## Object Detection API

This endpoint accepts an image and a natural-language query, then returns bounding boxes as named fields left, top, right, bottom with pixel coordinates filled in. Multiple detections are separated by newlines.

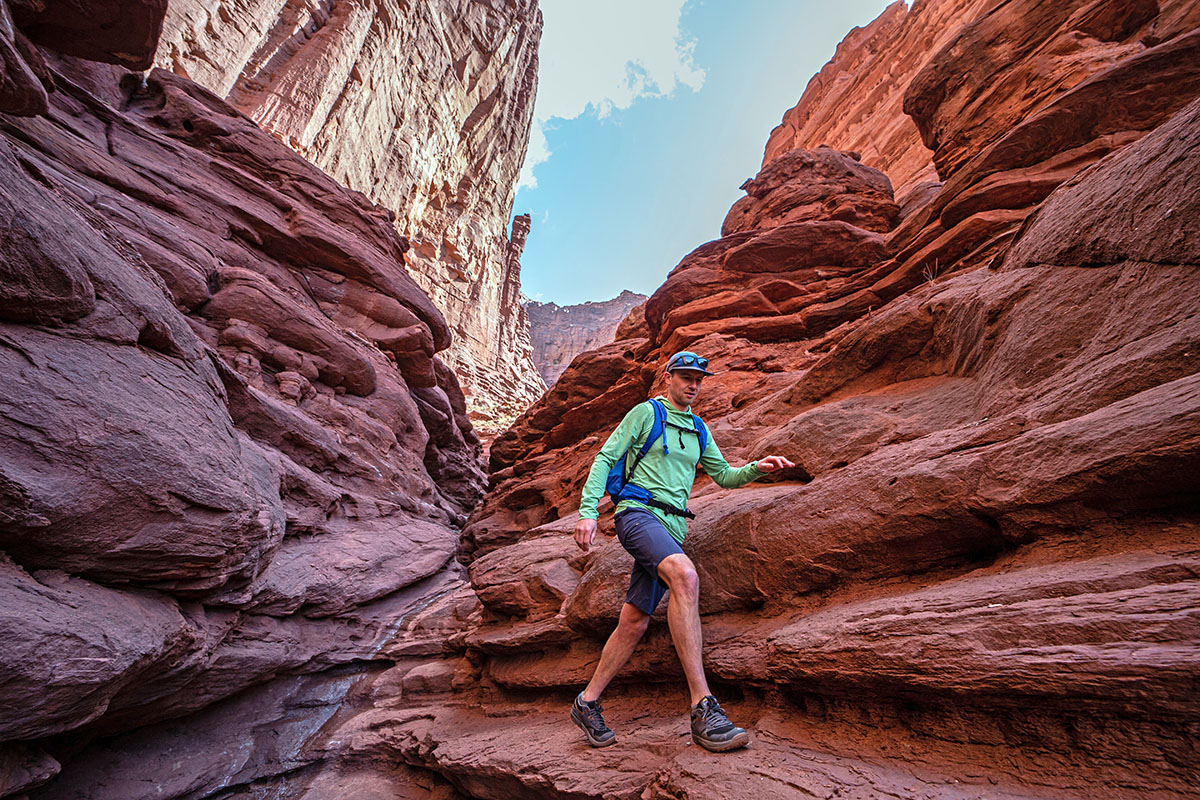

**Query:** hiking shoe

left=571, top=692, right=616, bottom=747
left=690, top=695, right=750, bottom=752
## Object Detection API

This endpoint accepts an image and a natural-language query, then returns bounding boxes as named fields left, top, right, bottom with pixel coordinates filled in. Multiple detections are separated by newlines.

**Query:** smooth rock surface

left=0, top=5, right=483, bottom=793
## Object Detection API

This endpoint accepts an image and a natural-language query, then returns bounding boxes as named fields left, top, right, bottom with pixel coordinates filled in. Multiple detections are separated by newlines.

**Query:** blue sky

left=514, top=0, right=895, bottom=306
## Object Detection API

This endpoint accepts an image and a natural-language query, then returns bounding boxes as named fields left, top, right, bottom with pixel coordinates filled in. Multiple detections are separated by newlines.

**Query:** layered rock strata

left=6, top=0, right=1200, bottom=798
left=154, top=0, right=547, bottom=429
left=441, top=2, right=1200, bottom=797
left=525, top=289, right=648, bottom=386
left=762, top=0, right=993, bottom=207
left=762, top=0, right=1200, bottom=210
left=0, top=1, right=483, bottom=794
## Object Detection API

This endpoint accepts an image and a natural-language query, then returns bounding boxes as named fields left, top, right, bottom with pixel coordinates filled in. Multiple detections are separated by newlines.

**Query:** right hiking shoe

left=571, top=692, right=616, bottom=747
left=690, top=695, right=750, bottom=752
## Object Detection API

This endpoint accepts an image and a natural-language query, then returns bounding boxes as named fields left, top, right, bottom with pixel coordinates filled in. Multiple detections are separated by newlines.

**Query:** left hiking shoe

left=690, top=695, right=750, bottom=752
left=571, top=692, right=617, bottom=747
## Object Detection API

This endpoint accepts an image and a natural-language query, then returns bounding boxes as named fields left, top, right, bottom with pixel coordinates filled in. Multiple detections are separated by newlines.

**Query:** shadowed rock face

left=0, top=0, right=484, bottom=793
left=524, top=289, right=649, bottom=387
left=153, top=0, right=547, bottom=430
left=4, top=1, right=1200, bottom=799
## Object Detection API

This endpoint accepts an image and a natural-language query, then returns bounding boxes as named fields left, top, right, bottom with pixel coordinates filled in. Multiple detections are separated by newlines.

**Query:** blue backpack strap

left=638, top=398, right=668, bottom=457
left=692, top=413, right=708, bottom=456
left=627, top=399, right=667, bottom=479
left=608, top=400, right=673, bottom=503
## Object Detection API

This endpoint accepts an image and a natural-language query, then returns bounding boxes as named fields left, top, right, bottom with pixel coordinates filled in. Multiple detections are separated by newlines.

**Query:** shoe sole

left=692, top=729, right=750, bottom=752
left=571, top=706, right=617, bottom=747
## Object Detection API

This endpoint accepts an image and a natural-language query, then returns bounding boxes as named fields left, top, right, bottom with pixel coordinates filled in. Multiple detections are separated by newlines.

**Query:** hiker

left=569, top=350, right=795, bottom=751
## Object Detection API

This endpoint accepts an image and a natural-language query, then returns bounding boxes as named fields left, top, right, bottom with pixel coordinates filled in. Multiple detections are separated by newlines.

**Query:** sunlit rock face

left=761, top=0, right=1200, bottom=213
left=525, top=289, right=649, bottom=387
left=761, top=0, right=994, bottom=208
left=154, top=0, right=547, bottom=427
left=6, top=0, right=1200, bottom=798
left=446, top=3, right=1200, bottom=797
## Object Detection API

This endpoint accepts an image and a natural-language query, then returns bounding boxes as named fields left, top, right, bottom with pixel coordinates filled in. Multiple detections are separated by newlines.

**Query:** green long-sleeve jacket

left=578, top=395, right=765, bottom=543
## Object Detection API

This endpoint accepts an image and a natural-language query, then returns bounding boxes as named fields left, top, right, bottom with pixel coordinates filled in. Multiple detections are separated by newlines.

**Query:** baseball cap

left=665, top=351, right=716, bottom=376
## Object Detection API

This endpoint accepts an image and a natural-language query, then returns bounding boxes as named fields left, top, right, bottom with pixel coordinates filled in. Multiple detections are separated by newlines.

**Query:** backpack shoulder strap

left=625, top=400, right=666, bottom=485
left=638, top=398, right=668, bottom=456
left=692, top=413, right=709, bottom=455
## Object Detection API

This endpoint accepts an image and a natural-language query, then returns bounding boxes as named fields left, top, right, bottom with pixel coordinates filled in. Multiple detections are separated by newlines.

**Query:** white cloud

left=518, top=0, right=705, bottom=190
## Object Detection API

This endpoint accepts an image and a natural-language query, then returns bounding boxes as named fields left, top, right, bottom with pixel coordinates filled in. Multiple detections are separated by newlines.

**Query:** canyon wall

left=0, top=0, right=483, bottom=794
left=758, top=0, right=1200, bottom=212
left=525, top=289, right=648, bottom=386
left=759, top=0, right=992, bottom=208
left=445, top=0, right=1200, bottom=796
left=4, top=0, right=1200, bottom=798
left=154, top=0, right=547, bottom=430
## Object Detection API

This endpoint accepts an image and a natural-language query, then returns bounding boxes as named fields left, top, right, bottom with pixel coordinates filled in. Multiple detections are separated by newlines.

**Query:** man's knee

left=658, top=554, right=699, bottom=600
left=618, top=603, right=651, bottom=637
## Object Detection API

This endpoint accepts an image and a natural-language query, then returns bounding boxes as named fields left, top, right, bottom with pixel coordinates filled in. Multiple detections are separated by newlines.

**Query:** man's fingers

left=574, top=521, right=597, bottom=552
left=759, top=455, right=796, bottom=471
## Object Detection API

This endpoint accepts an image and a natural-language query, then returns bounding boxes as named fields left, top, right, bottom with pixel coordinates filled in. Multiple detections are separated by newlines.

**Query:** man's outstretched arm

left=698, top=437, right=794, bottom=488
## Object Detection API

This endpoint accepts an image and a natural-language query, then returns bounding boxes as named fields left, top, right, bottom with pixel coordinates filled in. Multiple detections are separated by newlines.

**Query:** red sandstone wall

left=3, top=0, right=1200, bottom=797
left=154, top=0, right=548, bottom=430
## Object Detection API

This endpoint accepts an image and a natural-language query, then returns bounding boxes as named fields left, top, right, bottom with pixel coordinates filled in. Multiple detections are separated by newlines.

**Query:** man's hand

left=574, top=517, right=599, bottom=552
left=756, top=455, right=795, bottom=473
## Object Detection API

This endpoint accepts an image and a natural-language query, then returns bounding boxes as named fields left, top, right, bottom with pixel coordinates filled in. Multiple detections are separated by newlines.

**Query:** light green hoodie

left=578, top=395, right=764, bottom=543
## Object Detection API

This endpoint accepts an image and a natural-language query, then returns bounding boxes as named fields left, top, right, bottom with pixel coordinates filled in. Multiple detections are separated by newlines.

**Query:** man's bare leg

left=581, top=602, right=651, bottom=702
left=657, top=553, right=711, bottom=705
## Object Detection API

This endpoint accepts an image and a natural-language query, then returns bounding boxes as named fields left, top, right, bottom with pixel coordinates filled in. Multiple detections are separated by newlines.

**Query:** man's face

left=666, top=369, right=705, bottom=406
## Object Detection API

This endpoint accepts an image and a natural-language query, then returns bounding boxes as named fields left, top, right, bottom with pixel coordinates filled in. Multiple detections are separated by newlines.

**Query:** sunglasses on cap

left=666, top=353, right=711, bottom=372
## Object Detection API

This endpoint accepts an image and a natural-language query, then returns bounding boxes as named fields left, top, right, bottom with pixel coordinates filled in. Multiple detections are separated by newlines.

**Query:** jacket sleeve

left=697, top=432, right=765, bottom=489
left=578, top=403, right=653, bottom=519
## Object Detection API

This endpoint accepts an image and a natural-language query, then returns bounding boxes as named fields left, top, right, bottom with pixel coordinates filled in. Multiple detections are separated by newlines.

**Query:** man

left=570, top=350, right=795, bottom=751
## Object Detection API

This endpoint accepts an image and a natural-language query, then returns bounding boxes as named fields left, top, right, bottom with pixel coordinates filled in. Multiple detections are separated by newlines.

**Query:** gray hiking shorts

left=614, top=508, right=684, bottom=615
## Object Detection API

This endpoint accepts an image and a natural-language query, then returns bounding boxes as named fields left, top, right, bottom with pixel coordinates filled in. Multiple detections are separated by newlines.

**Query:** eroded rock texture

left=525, top=289, right=648, bottom=387
left=0, top=0, right=482, bottom=794
left=436, top=3, right=1200, bottom=797
left=154, top=0, right=546, bottom=430
left=762, top=0, right=1200, bottom=211
left=763, top=0, right=992, bottom=208
left=6, top=0, right=1200, bottom=799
